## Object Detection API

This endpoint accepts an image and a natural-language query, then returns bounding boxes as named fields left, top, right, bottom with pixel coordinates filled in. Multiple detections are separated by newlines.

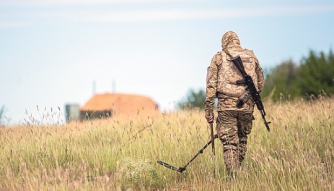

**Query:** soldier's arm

left=255, top=58, right=265, bottom=93
left=245, top=49, right=265, bottom=92
left=204, top=54, right=219, bottom=111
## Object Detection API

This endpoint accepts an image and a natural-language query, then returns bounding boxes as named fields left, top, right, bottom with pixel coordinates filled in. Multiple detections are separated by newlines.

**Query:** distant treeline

left=178, top=49, right=334, bottom=109
left=261, top=49, right=334, bottom=101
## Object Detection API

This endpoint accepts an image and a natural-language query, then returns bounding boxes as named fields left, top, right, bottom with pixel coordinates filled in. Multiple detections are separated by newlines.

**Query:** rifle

left=226, top=51, right=271, bottom=132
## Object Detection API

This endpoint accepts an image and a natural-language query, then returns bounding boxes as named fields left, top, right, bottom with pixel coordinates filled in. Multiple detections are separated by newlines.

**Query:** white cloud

left=0, top=21, right=31, bottom=28
left=60, top=5, right=334, bottom=23
left=0, top=0, right=200, bottom=6
left=1, top=4, right=334, bottom=27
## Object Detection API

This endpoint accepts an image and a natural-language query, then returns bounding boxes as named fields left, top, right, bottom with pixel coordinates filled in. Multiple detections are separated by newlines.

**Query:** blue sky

left=1, top=0, right=334, bottom=125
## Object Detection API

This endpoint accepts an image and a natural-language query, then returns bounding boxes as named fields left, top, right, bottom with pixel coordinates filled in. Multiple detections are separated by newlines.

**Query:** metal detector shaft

left=210, top=123, right=215, bottom=156
left=183, top=134, right=218, bottom=169
left=210, top=122, right=216, bottom=177
left=157, top=134, right=219, bottom=173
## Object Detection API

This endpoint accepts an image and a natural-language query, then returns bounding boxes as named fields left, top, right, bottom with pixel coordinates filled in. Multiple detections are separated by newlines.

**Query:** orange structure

left=80, top=93, right=159, bottom=120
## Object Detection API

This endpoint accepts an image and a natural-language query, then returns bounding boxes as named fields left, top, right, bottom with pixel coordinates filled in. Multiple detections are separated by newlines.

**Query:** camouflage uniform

left=204, top=31, right=265, bottom=175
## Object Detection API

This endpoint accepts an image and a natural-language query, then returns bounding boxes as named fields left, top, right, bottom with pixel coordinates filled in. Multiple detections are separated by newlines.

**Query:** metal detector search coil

left=156, top=161, right=186, bottom=173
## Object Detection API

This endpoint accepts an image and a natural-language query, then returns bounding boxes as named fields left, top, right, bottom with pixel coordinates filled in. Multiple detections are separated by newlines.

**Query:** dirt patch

left=80, top=93, right=160, bottom=117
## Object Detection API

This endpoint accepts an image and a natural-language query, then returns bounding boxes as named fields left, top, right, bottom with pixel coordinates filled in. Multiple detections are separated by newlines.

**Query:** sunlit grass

left=0, top=98, right=333, bottom=190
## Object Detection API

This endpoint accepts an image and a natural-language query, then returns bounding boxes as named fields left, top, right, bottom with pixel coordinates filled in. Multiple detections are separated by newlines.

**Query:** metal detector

left=157, top=134, right=218, bottom=173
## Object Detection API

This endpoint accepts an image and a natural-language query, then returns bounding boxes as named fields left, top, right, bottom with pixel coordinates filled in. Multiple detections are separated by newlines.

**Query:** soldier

left=204, top=31, right=265, bottom=178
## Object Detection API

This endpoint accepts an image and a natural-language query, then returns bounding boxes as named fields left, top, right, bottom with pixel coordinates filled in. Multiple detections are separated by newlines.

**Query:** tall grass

left=0, top=98, right=333, bottom=190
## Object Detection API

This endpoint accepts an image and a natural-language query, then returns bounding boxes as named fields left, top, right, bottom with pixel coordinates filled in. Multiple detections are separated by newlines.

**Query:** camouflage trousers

left=216, top=110, right=253, bottom=174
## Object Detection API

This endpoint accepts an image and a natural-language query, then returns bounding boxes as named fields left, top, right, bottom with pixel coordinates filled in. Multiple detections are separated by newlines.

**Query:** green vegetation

left=177, top=89, right=206, bottom=109
left=0, top=98, right=333, bottom=190
left=0, top=105, right=6, bottom=126
left=262, top=49, right=334, bottom=101
left=261, top=59, right=300, bottom=100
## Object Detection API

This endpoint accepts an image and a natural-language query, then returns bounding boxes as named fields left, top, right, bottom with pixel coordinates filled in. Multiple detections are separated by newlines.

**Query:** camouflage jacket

left=204, top=46, right=265, bottom=112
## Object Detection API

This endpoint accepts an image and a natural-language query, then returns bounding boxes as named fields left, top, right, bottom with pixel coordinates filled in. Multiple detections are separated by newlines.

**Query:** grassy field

left=0, top=98, right=333, bottom=191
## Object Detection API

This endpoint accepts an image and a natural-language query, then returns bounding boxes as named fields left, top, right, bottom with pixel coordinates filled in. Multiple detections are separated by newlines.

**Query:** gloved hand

left=205, top=110, right=214, bottom=123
